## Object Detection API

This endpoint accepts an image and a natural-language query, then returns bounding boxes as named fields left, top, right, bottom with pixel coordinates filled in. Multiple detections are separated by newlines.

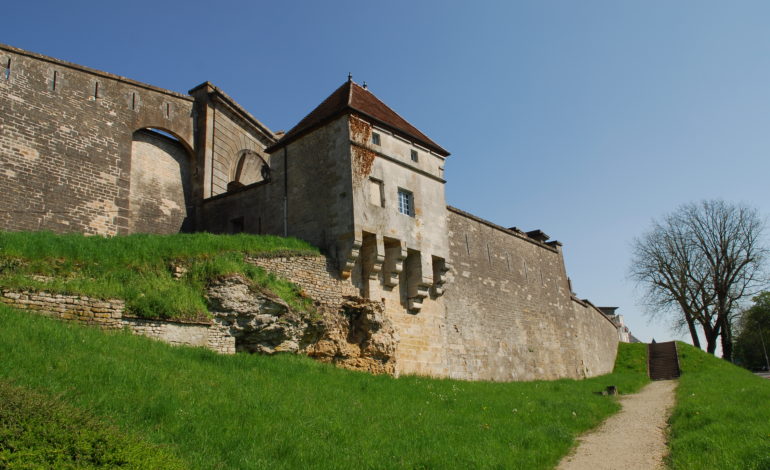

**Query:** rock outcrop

left=308, top=297, right=398, bottom=375
left=206, top=275, right=321, bottom=354
left=205, top=276, right=398, bottom=374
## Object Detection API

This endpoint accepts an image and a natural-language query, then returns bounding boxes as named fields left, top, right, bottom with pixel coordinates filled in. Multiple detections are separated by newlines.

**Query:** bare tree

left=630, top=200, right=767, bottom=360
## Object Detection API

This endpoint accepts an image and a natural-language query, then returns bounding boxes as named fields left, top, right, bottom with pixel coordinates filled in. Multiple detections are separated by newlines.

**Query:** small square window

left=372, top=132, right=381, bottom=145
left=397, top=188, right=414, bottom=217
left=410, top=149, right=418, bottom=162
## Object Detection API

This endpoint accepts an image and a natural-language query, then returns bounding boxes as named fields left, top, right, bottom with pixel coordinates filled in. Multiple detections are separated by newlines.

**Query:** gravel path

left=556, top=380, right=677, bottom=470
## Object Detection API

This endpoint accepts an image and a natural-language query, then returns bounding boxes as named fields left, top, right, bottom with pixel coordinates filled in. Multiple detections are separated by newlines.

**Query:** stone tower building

left=0, top=43, right=624, bottom=381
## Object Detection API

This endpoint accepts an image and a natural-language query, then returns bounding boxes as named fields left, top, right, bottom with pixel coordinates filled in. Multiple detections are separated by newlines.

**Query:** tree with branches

left=734, top=292, right=770, bottom=371
left=630, top=200, right=767, bottom=361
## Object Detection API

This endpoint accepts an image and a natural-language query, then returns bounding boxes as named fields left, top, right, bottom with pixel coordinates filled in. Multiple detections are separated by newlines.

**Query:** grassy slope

left=0, top=380, right=185, bottom=469
left=0, top=231, right=318, bottom=320
left=668, top=343, right=770, bottom=470
left=0, top=305, right=649, bottom=469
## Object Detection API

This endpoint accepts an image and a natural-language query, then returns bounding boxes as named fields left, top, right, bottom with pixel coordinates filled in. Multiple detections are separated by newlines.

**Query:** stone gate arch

left=227, top=149, right=270, bottom=191
left=128, top=127, right=195, bottom=233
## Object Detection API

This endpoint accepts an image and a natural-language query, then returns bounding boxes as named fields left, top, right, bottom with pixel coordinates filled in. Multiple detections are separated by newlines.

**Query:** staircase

left=648, top=341, right=681, bottom=380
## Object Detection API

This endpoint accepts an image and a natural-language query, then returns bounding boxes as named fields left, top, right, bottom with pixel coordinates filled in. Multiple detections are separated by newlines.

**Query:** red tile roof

left=266, top=80, right=449, bottom=156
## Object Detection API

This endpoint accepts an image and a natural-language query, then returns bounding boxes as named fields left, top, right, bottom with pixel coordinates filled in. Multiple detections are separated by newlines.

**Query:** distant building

left=598, top=307, right=632, bottom=343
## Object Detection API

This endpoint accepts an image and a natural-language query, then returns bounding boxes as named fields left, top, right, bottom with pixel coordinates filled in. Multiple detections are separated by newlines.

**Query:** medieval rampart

left=443, top=207, right=618, bottom=380
left=0, top=44, right=196, bottom=235
left=0, top=44, right=620, bottom=382
left=252, top=248, right=618, bottom=381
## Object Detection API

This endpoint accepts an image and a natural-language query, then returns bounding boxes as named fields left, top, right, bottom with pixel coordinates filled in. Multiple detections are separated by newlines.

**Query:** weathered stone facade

left=0, top=46, right=196, bottom=235
left=0, top=43, right=623, bottom=381
left=442, top=208, right=618, bottom=380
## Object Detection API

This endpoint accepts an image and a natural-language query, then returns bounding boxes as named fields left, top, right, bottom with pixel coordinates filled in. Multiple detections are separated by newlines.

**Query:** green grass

left=667, top=342, right=770, bottom=470
left=0, top=305, right=649, bottom=469
left=0, top=231, right=318, bottom=320
left=0, top=380, right=185, bottom=469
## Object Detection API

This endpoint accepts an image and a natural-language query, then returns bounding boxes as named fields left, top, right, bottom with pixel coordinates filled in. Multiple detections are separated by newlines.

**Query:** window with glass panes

left=397, top=189, right=414, bottom=216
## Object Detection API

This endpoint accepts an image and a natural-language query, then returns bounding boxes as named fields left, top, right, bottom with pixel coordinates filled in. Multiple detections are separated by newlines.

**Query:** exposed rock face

left=205, top=275, right=398, bottom=374
left=206, top=275, right=321, bottom=354
left=308, top=297, right=398, bottom=375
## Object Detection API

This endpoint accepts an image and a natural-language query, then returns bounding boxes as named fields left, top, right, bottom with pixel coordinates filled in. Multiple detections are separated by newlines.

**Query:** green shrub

left=0, top=380, right=186, bottom=469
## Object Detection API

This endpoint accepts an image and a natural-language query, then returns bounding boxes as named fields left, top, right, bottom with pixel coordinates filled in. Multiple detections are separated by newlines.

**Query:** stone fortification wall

left=188, top=82, right=276, bottom=201
left=570, top=298, right=621, bottom=375
left=208, top=97, right=272, bottom=197
left=281, top=116, right=354, bottom=253
left=200, top=182, right=284, bottom=235
left=442, top=207, right=618, bottom=381
left=248, top=248, right=618, bottom=381
left=0, top=44, right=196, bottom=236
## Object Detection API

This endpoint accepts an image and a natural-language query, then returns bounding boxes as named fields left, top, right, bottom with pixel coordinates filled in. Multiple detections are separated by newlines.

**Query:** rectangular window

left=369, top=178, right=384, bottom=207
left=411, top=149, right=418, bottom=162
left=372, top=132, right=381, bottom=145
left=397, top=188, right=414, bottom=217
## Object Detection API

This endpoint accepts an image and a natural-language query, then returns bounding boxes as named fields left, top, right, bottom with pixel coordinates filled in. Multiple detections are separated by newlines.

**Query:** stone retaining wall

left=246, top=255, right=359, bottom=307
left=0, top=289, right=233, bottom=353
left=0, top=290, right=124, bottom=328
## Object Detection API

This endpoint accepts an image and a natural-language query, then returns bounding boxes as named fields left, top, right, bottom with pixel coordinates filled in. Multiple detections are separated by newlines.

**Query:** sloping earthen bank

left=0, top=255, right=399, bottom=375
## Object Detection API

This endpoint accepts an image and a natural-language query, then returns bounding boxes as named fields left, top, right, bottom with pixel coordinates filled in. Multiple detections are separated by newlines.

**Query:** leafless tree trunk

left=630, top=200, right=767, bottom=360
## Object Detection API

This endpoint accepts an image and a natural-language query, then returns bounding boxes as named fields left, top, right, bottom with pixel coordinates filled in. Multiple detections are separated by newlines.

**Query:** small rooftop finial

left=348, top=72, right=352, bottom=82
left=362, top=81, right=367, bottom=89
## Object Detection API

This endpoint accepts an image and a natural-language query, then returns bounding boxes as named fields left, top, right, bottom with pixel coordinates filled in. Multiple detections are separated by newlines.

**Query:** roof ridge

left=347, top=83, right=449, bottom=156
left=351, top=82, right=434, bottom=147
left=266, top=79, right=449, bottom=156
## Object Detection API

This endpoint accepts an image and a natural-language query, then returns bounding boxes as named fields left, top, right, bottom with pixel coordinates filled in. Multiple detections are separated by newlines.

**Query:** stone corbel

left=432, top=259, right=451, bottom=296
left=383, top=240, right=407, bottom=287
left=368, top=234, right=385, bottom=280
left=407, top=251, right=433, bottom=312
left=338, top=230, right=363, bottom=279
left=408, top=281, right=431, bottom=311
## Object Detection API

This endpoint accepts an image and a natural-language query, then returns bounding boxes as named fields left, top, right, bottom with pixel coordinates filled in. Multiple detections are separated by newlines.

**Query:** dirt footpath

left=557, top=380, right=677, bottom=470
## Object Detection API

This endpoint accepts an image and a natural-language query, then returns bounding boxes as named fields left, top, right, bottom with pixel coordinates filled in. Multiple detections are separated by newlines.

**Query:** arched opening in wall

left=129, top=128, right=194, bottom=234
left=227, top=150, right=270, bottom=192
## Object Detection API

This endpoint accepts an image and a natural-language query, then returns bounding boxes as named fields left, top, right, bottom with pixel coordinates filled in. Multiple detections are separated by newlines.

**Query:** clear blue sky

left=5, top=0, right=770, bottom=346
